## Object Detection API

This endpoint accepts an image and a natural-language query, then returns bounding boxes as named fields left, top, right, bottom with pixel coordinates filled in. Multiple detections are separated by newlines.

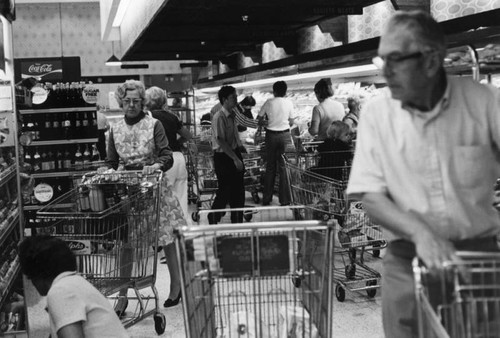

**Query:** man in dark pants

left=208, top=86, right=246, bottom=224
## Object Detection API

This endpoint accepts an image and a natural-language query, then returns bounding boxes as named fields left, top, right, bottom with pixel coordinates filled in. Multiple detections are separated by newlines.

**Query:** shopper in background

left=258, top=80, right=296, bottom=206
left=237, top=95, right=256, bottom=142
left=346, top=10, right=500, bottom=338
left=145, top=86, right=192, bottom=308
left=308, top=78, right=344, bottom=141
left=103, top=80, right=186, bottom=316
left=342, top=95, right=361, bottom=136
left=96, top=106, right=110, bottom=159
left=19, top=235, right=129, bottom=338
left=210, top=95, right=260, bottom=130
left=209, top=85, right=246, bottom=224
left=311, top=121, right=353, bottom=181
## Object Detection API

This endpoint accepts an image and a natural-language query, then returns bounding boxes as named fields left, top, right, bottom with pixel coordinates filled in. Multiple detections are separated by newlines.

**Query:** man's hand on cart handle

left=413, top=229, right=468, bottom=282
left=143, top=163, right=161, bottom=175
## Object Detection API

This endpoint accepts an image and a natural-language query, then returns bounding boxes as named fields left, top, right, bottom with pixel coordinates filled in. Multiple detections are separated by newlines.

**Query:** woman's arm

left=308, top=106, right=320, bottom=136
left=153, top=122, right=173, bottom=171
left=57, top=322, right=85, bottom=338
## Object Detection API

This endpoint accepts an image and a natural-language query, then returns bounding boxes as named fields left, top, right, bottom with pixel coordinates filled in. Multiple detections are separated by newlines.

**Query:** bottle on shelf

left=91, top=144, right=100, bottom=162
left=33, top=148, right=41, bottom=173
left=40, top=149, right=49, bottom=172
left=74, top=145, right=83, bottom=170
left=47, top=150, right=56, bottom=171
left=23, top=148, right=32, bottom=167
left=82, top=144, right=91, bottom=167
left=55, top=150, right=63, bottom=172
left=63, top=147, right=72, bottom=170
left=63, top=113, right=72, bottom=139
left=74, top=112, right=82, bottom=139
left=82, top=112, right=89, bottom=139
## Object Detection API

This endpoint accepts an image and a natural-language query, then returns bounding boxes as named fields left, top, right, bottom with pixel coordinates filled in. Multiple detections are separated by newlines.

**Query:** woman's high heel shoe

left=115, top=297, right=128, bottom=318
left=163, top=291, right=181, bottom=308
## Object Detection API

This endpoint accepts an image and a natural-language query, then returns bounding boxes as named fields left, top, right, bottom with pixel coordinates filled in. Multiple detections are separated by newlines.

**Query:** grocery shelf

left=0, top=212, right=19, bottom=249
left=0, top=166, right=16, bottom=188
left=24, top=203, right=73, bottom=211
left=19, top=107, right=96, bottom=115
left=27, top=138, right=98, bottom=146
left=0, top=263, right=21, bottom=311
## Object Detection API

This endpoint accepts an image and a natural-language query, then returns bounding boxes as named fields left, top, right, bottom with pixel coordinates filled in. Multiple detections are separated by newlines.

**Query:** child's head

left=19, top=235, right=76, bottom=296
left=327, top=121, right=351, bottom=143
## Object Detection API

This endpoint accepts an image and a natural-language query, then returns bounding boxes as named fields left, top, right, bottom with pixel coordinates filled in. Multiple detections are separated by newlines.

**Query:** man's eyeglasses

left=372, top=51, right=424, bottom=69
left=123, top=98, right=142, bottom=106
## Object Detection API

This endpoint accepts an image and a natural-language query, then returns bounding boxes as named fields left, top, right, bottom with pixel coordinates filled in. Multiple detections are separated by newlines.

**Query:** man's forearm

left=361, top=192, right=434, bottom=241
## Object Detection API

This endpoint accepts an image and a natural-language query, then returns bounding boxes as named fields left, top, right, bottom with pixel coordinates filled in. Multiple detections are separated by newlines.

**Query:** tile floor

left=25, top=196, right=385, bottom=338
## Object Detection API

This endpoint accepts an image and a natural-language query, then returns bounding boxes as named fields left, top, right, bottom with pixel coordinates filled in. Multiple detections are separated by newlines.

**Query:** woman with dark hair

left=237, top=95, right=256, bottom=142
left=19, top=235, right=129, bottom=338
left=308, top=78, right=345, bottom=140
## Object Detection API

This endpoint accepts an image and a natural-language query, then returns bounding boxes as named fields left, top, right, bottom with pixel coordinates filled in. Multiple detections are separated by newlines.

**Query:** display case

left=20, top=106, right=99, bottom=235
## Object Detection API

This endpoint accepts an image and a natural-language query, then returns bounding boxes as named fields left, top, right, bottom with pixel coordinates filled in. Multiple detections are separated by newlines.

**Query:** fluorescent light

left=105, top=54, right=122, bottom=66
left=112, top=0, right=132, bottom=27
left=197, top=64, right=379, bottom=93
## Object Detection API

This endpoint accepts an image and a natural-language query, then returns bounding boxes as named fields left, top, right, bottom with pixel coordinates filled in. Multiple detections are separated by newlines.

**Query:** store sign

left=20, top=60, right=63, bottom=82
left=65, top=240, right=91, bottom=255
left=33, top=183, right=53, bottom=203
left=310, top=6, right=362, bottom=15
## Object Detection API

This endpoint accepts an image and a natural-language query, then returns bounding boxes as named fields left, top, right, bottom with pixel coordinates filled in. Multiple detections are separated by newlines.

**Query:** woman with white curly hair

left=102, top=80, right=187, bottom=318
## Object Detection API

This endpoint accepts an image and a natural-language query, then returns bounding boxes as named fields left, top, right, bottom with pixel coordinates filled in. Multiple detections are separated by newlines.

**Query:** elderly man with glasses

left=347, top=10, right=500, bottom=338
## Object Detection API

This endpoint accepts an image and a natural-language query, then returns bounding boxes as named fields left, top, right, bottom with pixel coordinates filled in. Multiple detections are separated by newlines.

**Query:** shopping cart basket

left=284, top=159, right=386, bottom=302
left=36, top=170, right=166, bottom=334
left=413, top=251, right=500, bottom=338
left=176, top=206, right=334, bottom=338
left=187, top=138, right=218, bottom=222
left=243, top=145, right=264, bottom=204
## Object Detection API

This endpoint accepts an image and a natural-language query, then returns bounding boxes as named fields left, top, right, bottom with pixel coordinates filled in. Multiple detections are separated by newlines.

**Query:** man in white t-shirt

left=19, top=236, right=129, bottom=338
left=258, top=80, right=296, bottom=206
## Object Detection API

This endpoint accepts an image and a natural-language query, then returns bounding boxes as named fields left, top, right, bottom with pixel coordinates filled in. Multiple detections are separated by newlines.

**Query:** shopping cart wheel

left=243, top=212, right=253, bottom=222
left=192, top=211, right=200, bottom=222
left=251, top=192, right=260, bottom=203
left=366, top=280, right=377, bottom=298
left=154, top=312, right=166, bottom=334
left=102, top=242, right=115, bottom=251
left=335, top=284, right=345, bottom=302
left=292, top=276, right=302, bottom=288
left=345, top=264, right=356, bottom=280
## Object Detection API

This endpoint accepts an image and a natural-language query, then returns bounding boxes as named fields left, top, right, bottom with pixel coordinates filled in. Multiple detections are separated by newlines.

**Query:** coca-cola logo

left=67, top=241, right=85, bottom=251
left=28, top=64, right=53, bottom=74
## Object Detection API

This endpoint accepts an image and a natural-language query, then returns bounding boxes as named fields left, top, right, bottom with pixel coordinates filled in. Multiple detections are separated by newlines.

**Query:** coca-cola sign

left=21, top=60, right=63, bottom=81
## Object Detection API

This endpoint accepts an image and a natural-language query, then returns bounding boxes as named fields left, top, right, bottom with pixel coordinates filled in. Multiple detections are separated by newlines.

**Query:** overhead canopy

left=119, top=0, right=385, bottom=62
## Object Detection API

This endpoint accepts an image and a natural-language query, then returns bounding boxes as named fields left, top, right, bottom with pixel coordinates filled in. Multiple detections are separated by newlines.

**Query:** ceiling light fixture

left=105, top=41, right=122, bottom=66
left=197, top=64, right=379, bottom=93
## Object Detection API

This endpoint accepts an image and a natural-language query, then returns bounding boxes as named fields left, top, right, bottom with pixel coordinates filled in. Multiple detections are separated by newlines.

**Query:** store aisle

left=24, top=195, right=384, bottom=338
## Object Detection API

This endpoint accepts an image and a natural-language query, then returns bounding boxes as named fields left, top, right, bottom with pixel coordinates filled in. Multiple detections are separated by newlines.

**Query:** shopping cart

left=284, top=159, right=386, bottom=302
left=36, top=170, right=166, bottom=335
left=413, top=251, right=500, bottom=338
left=242, top=144, right=264, bottom=204
left=187, top=138, right=217, bottom=222
left=176, top=205, right=334, bottom=338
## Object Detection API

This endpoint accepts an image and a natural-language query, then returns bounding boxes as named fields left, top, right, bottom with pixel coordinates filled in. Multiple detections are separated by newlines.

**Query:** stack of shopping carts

left=284, top=158, right=386, bottom=302
left=37, top=170, right=166, bottom=335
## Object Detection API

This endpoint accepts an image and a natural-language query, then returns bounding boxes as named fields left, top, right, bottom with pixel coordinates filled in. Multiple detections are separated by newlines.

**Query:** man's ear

left=425, top=51, right=442, bottom=77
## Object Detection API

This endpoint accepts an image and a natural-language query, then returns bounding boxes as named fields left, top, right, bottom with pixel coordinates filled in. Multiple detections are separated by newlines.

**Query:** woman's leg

left=164, top=243, right=181, bottom=300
